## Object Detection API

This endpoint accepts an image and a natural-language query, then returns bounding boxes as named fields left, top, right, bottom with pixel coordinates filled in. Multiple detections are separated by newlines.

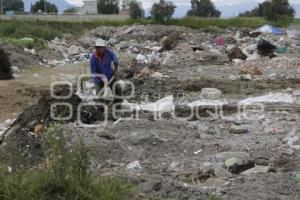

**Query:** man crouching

left=90, top=38, right=119, bottom=96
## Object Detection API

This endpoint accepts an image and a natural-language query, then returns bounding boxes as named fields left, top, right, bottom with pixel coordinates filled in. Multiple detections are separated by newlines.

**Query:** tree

left=187, top=0, right=221, bottom=18
left=129, top=0, right=143, bottom=19
left=98, top=0, right=119, bottom=14
left=150, top=0, right=176, bottom=23
left=63, top=7, right=79, bottom=14
left=2, top=0, right=24, bottom=12
left=30, top=0, right=58, bottom=13
left=239, top=0, right=294, bottom=21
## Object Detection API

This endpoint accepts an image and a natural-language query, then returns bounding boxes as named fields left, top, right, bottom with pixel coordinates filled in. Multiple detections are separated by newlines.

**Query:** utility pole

left=44, top=0, right=47, bottom=13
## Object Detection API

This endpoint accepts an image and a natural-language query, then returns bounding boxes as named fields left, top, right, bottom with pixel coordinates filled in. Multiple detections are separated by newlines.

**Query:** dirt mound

left=0, top=48, right=13, bottom=80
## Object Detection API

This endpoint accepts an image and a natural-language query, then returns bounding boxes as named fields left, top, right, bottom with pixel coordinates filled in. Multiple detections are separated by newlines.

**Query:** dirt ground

left=0, top=63, right=85, bottom=122
left=1, top=25, right=300, bottom=200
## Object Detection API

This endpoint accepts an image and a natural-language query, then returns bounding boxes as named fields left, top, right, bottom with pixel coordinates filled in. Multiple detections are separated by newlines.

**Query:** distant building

left=80, top=0, right=97, bottom=15
left=79, top=0, right=131, bottom=15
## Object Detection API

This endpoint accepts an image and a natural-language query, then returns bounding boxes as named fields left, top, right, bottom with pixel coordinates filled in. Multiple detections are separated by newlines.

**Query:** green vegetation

left=239, top=0, right=295, bottom=21
left=151, top=0, right=176, bottom=23
left=0, top=123, right=135, bottom=200
left=3, top=37, right=45, bottom=49
left=206, top=195, right=224, bottom=200
left=63, top=7, right=80, bottom=14
left=30, top=0, right=58, bottom=14
left=1, top=0, right=24, bottom=13
left=129, top=0, right=144, bottom=20
left=0, top=15, right=297, bottom=48
left=187, top=0, right=221, bottom=18
left=98, top=0, right=119, bottom=14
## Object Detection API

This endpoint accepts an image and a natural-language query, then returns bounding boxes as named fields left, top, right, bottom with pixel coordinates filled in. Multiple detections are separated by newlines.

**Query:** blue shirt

left=90, top=48, right=119, bottom=84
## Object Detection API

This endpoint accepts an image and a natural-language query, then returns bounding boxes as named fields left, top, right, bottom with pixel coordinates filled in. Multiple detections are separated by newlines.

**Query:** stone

left=228, top=47, right=247, bottom=61
left=240, top=74, right=252, bottom=81
left=216, top=151, right=255, bottom=174
left=131, top=46, right=140, bottom=54
left=241, top=165, right=275, bottom=175
left=229, top=124, right=249, bottom=134
left=108, top=37, right=119, bottom=46
left=214, top=165, right=233, bottom=178
left=68, top=44, right=81, bottom=55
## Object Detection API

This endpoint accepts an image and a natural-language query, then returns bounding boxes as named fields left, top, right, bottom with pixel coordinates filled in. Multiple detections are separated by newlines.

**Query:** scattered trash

left=240, top=67, right=262, bottom=75
left=216, top=36, right=225, bottom=47
left=34, top=124, right=44, bottom=135
left=126, top=160, right=142, bottom=175
left=256, top=25, right=284, bottom=35
left=140, top=95, right=174, bottom=112
left=194, top=149, right=202, bottom=155
left=200, top=88, right=222, bottom=100
left=287, top=25, right=300, bottom=39
left=150, top=72, right=169, bottom=78
left=275, top=46, right=288, bottom=54
left=240, top=92, right=296, bottom=105
left=24, top=48, right=36, bottom=55
left=257, top=39, right=276, bottom=57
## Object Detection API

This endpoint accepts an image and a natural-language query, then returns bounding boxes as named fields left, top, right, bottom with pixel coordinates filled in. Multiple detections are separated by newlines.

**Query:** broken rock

left=241, top=165, right=275, bottom=175
left=216, top=151, right=255, bottom=174
left=228, top=47, right=247, bottom=61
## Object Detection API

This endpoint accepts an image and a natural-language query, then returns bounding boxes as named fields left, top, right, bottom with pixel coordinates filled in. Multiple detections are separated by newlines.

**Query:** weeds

left=0, top=123, right=135, bottom=200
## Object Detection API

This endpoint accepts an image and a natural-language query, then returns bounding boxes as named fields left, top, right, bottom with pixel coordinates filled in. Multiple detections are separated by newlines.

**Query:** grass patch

left=1, top=16, right=297, bottom=41
left=0, top=20, right=63, bottom=40
left=3, top=37, right=45, bottom=49
left=0, top=123, right=136, bottom=200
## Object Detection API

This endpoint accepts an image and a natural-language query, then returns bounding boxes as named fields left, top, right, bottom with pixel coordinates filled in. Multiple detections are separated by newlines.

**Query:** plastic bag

left=102, top=87, right=114, bottom=101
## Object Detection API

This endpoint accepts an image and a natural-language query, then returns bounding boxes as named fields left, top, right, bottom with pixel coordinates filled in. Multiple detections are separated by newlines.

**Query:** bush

left=129, top=0, right=144, bottom=19
left=187, top=0, right=221, bottom=18
left=30, top=0, right=58, bottom=13
left=0, top=20, right=62, bottom=41
left=98, top=0, right=119, bottom=14
left=0, top=123, right=136, bottom=200
left=5, top=37, right=45, bottom=49
left=151, top=0, right=176, bottom=23
left=0, top=48, right=13, bottom=80
left=160, top=31, right=180, bottom=51
left=63, top=7, right=79, bottom=14
left=239, top=0, right=294, bottom=21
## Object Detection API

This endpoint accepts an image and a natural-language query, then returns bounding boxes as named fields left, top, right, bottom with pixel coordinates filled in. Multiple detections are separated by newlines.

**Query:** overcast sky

left=66, top=0, right=300, bottom=7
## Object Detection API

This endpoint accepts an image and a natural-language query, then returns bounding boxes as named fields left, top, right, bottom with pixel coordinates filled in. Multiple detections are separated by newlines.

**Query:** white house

left=80, top=0, right=97, bottom=15
left=79, top=0, right=131, bottom=15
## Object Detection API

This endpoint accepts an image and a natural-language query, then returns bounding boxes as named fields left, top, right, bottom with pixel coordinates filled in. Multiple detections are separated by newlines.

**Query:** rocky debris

left=2, top=24, right=300, bottom=199
left=228, top=124, right=249, bottom=134
left=160, top=32, right=180, bottom=51
left=240, top=67, right=262, bottom=76
left=228, top=47, right=247, bottom=61
left=200, top=88, right=222, bottom=100
left=67, top=44, right=85, bottom=56
left=216, top=152, right=255, bottom=174
left=241, top=165, right=275, bottom=175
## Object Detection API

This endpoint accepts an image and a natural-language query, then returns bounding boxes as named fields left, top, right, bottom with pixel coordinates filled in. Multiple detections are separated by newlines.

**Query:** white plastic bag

left=102, top=87, right=114, bottom=101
